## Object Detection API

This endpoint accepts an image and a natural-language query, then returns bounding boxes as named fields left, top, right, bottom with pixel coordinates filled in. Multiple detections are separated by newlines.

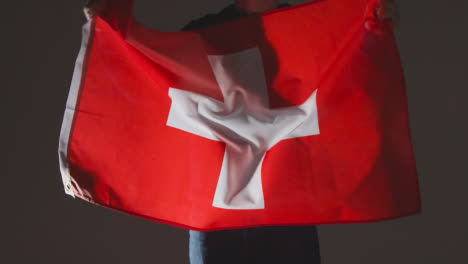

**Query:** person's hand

left=365, top=0, right=400, bottom=30
left=375, top=0, right=399, bottom=23
left=83, top=0, right=108, bottom=21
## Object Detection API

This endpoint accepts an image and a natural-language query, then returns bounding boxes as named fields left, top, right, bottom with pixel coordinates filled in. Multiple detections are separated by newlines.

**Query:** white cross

left=167, top=47, right=320, bottom=210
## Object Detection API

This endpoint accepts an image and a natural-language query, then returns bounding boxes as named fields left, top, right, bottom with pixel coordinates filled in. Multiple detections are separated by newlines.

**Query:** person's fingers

left=377, top=1, right=399, bottom=21
left=83, top=7, right=93, bottom=21
left=82, top=0, right=107, bottom=21
left=365, top=1, right=395, bottom=34
left=371, top=0, right=399, bottom=29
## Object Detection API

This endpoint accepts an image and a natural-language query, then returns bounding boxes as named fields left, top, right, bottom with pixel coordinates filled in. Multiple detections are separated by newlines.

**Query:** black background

left=3, top=0, right=467, bottom=263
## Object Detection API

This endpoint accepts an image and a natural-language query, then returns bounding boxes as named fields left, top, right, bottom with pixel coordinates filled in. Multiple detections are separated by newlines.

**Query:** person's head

left=234, top=0, right=280, bottom=13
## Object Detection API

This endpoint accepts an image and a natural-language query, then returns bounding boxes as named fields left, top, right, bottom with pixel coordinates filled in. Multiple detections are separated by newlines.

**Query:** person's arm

left=83, top=0, right=108, bottom=21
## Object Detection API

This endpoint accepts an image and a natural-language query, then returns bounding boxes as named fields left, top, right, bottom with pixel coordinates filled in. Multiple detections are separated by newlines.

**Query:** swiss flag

left=58, top=0, right=422, bottom=231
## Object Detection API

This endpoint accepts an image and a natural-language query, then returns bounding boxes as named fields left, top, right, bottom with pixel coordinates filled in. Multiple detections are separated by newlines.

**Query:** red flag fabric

left=59, top=0, right=422, bottom=231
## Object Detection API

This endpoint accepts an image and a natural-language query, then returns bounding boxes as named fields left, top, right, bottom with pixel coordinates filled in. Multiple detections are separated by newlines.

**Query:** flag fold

left=59, top=0, right=422, bottom=231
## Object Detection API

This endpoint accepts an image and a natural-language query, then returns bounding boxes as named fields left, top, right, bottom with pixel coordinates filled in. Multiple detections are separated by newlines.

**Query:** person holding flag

left=78, top=1, right=401, bottom=263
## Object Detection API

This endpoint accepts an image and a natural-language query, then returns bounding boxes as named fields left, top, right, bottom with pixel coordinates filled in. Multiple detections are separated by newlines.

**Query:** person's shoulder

left=180, top=14, right=219, bottom=31
left=180, top=4, right=237, bottom=31
left=180, top=3, right=292, bottom=32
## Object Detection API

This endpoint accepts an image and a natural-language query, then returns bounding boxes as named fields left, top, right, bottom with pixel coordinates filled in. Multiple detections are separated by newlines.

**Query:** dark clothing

left=181, top=3, right=321, bottom=264
left=189, top=225, right=321, bottom=264
left=180, top=3, right=291, bottom=31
